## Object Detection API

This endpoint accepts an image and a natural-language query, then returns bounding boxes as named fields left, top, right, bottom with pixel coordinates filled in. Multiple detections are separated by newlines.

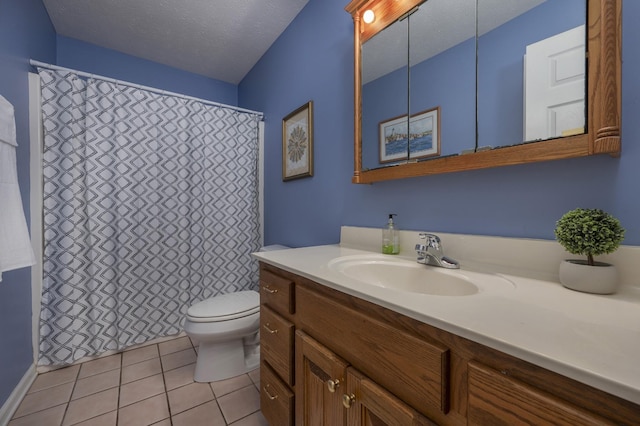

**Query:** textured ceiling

left=42, top=0, right=310, bottom=85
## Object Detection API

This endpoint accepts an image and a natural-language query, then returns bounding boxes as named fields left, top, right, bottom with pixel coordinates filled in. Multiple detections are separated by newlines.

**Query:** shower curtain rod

left=30, top=60, right=264, bottom=118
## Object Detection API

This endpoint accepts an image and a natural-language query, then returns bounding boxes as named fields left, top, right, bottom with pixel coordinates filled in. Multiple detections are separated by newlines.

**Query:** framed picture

left=282, top=101, right=314, bottom=181
left=379, top=106, right=440, bottom=164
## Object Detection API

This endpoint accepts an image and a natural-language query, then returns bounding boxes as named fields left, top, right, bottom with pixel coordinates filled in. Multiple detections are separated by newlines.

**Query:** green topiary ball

left=554, top=208, right=625, bottom=265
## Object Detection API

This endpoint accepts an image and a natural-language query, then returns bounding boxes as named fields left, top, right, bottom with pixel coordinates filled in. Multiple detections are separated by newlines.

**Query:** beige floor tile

left=211, top=374, right=252, bottom=398
left=218, top=386, right=261, bottom=424
left=119, top=374, right=165, bottom=407
left=229, top=411, right=269, bottom=426
left=163, top=362, right=196, bottom=391
left=121, top=357, right=162, bottom=384
left=171, top=400, right=226, bottom=426
left=247, top=368, right=260, bottom=386
left=14, top=381, right=73, bottom=418
left=8, top=403, right=66, bottom=426
left=15, top=337, right=264, bottom=426
left=160, top=348, right=196, bottom=372
left=158, top=336, right=192, bottom=356
left=72, top=369, right=121, bottom=400
left=117, top=394, right=170, bottom=426
left=74, top=410, right=117, bottom=426
left=167, top=382, right=214, bottom=415
left=78, top=354, right=122, bottom=379
left=122, top=345, right=159, bottom=367
left=28, top=365, right=80, bottom=393
left=63, top=387, right=119, bottom=426
left=189, top=337, right=199, bottom=347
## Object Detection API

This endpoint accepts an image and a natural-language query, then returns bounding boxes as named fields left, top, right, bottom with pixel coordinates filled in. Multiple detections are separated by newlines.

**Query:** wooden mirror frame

left=345, top=0, right=621, bottom=184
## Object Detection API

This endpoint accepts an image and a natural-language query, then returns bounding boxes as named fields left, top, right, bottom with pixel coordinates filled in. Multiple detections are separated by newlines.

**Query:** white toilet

left=183, top=245, right=289, bottom=382
left=184, top=290, right=260, bottom=382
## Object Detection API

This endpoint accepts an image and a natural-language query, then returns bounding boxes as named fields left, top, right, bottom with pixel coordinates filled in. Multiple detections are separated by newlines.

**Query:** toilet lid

left=187, top=290, right=259, bottom=322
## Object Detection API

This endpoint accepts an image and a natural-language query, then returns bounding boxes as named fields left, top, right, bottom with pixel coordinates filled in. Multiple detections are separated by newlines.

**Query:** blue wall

left=239, top=0, right=353, bottom=247
left=239, top=0, right=640, bottom=248
left=56, top=36, right=238, bottom=106
left=0, top=0, right=55, bottom=408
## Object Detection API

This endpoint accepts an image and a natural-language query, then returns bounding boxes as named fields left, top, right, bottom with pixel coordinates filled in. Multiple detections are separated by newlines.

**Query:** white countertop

left=253, top=243, right=640, bottom=405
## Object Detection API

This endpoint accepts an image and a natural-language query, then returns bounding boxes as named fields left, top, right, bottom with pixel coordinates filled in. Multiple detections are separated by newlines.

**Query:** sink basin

left=328, top=254, right=514, bottom=296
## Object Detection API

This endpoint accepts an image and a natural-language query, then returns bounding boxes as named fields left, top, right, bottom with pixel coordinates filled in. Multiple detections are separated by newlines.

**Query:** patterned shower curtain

left=38, top=69, right=262, bottom=366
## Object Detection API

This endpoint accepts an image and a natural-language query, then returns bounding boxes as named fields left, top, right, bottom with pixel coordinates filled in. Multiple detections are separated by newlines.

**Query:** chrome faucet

left=415, top=233, right=459, bottom=269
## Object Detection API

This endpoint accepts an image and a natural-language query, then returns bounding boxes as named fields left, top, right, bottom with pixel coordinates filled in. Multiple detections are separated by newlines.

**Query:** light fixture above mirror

left=345, top=0, right=621, bottom=184
left=363, top=9, right=375, bottom=23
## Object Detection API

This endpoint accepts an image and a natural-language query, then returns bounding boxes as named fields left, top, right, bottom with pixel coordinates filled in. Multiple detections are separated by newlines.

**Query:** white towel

left=0, top=95, right=36, bottom=282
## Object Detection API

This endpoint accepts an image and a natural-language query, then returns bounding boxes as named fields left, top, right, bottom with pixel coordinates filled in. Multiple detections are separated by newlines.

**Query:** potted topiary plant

left=554, top=208, right=625, bottom=294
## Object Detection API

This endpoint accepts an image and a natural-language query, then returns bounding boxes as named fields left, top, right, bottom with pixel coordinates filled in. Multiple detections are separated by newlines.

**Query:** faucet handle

left=418, top=233, right=441, bottom=250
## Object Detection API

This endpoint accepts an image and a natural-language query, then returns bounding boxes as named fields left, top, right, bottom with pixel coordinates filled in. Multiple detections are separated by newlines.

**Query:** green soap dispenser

left=382, top=214, right=400, bottom=255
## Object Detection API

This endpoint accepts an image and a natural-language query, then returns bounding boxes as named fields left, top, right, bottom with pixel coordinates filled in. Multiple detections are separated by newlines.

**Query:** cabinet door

left=344, top=368, right=437, bottom=426
left=468, top=361, right=613, bottom=426
left=296, top=330, right=349, bottom=426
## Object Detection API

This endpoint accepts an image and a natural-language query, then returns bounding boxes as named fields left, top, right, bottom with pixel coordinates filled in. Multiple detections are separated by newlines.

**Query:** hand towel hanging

left=0, top=95, right=36, bottom=281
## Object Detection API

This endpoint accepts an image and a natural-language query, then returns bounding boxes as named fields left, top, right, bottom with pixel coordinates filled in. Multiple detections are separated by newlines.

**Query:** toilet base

left=194, top=338, right=260, bottom=382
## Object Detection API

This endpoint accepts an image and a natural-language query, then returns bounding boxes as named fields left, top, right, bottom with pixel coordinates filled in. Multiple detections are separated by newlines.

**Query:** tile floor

left=9, top=336, right=268, bottom=426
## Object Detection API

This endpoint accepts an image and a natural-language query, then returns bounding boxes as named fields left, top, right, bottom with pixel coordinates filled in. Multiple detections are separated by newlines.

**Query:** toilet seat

left=187, top=290, right=259, bottom=323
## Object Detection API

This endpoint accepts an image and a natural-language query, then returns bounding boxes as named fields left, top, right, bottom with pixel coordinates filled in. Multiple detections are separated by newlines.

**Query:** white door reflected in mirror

left=524, top=25, right=586, bottom=141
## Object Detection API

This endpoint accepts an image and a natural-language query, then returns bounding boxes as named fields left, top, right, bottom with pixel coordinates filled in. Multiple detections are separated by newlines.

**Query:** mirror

left=346, top=0, right=621, bottom=184
left=409, top=0, right=476, bottom=158
left=361, top=16, right=409, bottom=169
left=361, top=0, right=476, bottom=171
left=477, top=0, right=587, bottom=149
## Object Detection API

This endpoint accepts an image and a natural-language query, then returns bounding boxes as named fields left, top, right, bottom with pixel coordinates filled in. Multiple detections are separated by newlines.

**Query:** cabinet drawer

left=261, top=361, right=294, bottom=426
left=297, top=285, right=450, bottom=416
left=261, top=304, right=295, bottom=386
left=260, top=269, right=295, bottom=314
left=468, top=361, right=612, bottom=426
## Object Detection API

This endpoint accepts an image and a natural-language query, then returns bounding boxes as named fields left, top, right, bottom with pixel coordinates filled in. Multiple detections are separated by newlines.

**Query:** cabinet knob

left=342, top=393, right=356, bottom=409
left=262, top=286, right=278, bottom=294
left=263, top=384, right=279, bottom=401
left=327, top=379, right=340, bottom=393
left=263, top=323, right=278, bottom=334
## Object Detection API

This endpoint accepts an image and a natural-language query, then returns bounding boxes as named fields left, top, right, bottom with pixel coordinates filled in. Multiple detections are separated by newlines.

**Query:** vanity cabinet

left=467, top=361, right=612, bottom=426
left=259, top=268, right=296, bottom=426
left=297, top=329, right=435, bottom=426
left=345, top=368, right=437, bottom=426
left=296, top=330, right=348, bottom=425
left=259, top=262, right=640, bottom=425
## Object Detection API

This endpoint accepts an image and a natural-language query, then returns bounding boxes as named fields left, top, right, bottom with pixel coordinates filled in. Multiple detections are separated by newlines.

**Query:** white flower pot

left=559, top=260, right=619, bottom=295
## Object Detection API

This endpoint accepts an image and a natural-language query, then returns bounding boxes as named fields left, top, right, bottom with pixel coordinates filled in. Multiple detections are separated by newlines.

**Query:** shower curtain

left=38, top=69, right=262, bottom=366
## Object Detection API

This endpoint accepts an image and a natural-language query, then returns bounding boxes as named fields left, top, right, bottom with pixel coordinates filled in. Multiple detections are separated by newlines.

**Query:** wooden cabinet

left=467, top=361, right=613, bottom=426
left=259, top=267, right=296, bottom=426
left=259, top=263, right=640, bottom=426
left=345, top=368, right=437, bottom=426
left=295, top=330, right=435, bottom=426
left=296, top=330, right=348, bottom=425
left=261, top=361, right=294, bottom=426
left=260, top=304, right=294, bottom=386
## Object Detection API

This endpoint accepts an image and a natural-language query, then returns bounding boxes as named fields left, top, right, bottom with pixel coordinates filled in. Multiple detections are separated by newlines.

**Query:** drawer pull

left=342, top=393, right=356, bottom=409
left=262, top=286, right=278, bottom=294
left=263, top=323, right=278, bottom=334
left=327, top=379, right=341, bottom=393
left=263, top=384, right=279, bottom=400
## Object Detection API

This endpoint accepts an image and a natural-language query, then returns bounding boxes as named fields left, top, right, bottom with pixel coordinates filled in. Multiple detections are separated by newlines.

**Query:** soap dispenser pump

left=382, top=214, right=400, bottom=255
